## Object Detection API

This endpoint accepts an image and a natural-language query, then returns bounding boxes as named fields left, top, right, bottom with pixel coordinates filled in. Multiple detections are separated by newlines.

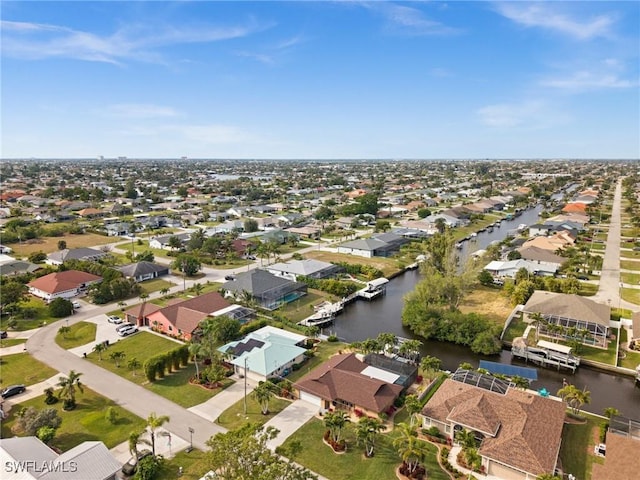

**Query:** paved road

left=592, top=178, right=637, bottom=311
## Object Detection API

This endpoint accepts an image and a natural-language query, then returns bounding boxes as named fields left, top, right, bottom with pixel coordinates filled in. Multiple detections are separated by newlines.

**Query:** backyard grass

left=8, top=233, right=115, bottom=257
left=216, top=395, right=292, bottom=430
left=559, top=414, right=604, bottom=480
left=571, top=329, right=619, bottom=365
left=139, top=278, right=176, bottom=294
left=156, top=448, right=210, bottom=480
left=619, top=328, right=640, bottom=370
left=146, top=363, right=233, bottom=408
left=502, top=316, right=527, bottom=343
left=276, top=289, right=336, bottom=323
left=620, top=249, right=640, bottom=259
left=578, top=283, right=598, bottom=296
left=304, top=250, right=403, bottom=278
left=621, top=272, right=640, bottom=285
left=280, top=418, right=450, bottom=480
left=55, top=321, right=97, bottom=349
left=621, top=287, right=640, bottom=305
left=458, top=285, right=513, bottom=324
left=0, top=387, right=146, bottom=452
left=0, top=353, right=57, bottom=388
left=0, top=338, right=26, bottom=348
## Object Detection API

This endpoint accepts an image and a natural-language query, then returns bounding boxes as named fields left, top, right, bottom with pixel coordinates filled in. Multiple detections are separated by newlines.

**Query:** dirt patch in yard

left=458, top=286, right=513, bottom=324
left=10, top=233, right=114, bottom=256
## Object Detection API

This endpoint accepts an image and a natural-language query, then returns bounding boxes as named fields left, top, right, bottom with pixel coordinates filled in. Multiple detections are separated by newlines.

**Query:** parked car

left=107, top=315, right=123, bottom=324
left=115, top=323, right=135, bottom=333
left=224, top=275, right=236, bottom=281
left=121, top=449, right=152, bottom=476
left=118, top=326, right=138, bottom=337
left=72, top=301, right=81, bottom=309
left=0, top=331, right=7, bottom=339
left=1, top=384, right=26, bottom=399
left=576, top=275, right=589, bottom=280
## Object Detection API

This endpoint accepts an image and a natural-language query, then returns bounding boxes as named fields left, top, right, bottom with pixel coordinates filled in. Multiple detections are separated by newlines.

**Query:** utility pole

left=243, top=356, right=248, bottom=414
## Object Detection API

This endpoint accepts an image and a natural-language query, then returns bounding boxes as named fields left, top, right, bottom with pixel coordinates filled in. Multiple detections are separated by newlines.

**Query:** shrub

left=327, top=334, right=339, bottom=342
left=49, top=298, right=74, bottom=318
left=105, top=407, right=118, bottom=425
left=43, top=388, right=58, bottom=405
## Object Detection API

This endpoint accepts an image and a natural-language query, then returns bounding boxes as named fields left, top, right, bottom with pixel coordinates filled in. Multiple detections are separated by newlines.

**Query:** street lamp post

left=186, top=427, right=194, bottom=453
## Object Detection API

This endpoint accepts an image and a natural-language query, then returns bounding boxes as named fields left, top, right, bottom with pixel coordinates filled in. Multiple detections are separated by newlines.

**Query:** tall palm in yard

left=128, top=357, right=141, bottom=377
left=110, top=351, right=126, bottom=368
left=324, top=411, right=349, bottom=445
left=393, top=423, right=429, bottom=475
left=128, top=430, right=150, bottom=458
left=146, top=412, right=170, bottom=456
left=557, top=384, right=591, bottom=415
left=530, top=312, right=545, bottom=341
left=189, top=342, right=203, bottom=381
left=355, top=417, right=384, bottom=457
left=93, top=342, right=106, bottom=361
left=57, top=370, right=83, bottom=410
left=58, top=326, right=70, bottom=339
left=252, top=382, right=275, bottom=415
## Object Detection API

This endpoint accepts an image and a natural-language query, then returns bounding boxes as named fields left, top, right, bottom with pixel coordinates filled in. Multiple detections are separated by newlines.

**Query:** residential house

left=516, top=246, right=567, bottom=270
left=0, top=437, right=121, bottom=480
left=295, top=353, right=405, bottom=418
left=522, top=291, right=612, bottom=348
left=149, top=233, right=191, bottom=250
left=104, top=221, right=131, bottom=237
left=424, top=213, right=465, bottom=228
left=337, top=232, right=408, bottom=258
left=27, top=270, right=102, bottom=302
left=145, top=291, right=231, bottom=340
left=45, top=248, right=108, bottom=266
left=0, top=259, right=41, bottom=276
left=285, top=225, right=322, bottom=240
left=221, top=269, right=307, bottom=310
left=591, top=422, right=640, bottom=480
left=521, top=232, right=575, bottom=252
left=420, top=376, right=565, bottom=480
left=116, top=261, right=170, bottom=282
left=266, top=259, right=344, bottom=281
left=218, top=326, right=307, bottom=382
left=483, top=259, right=557, bottom=278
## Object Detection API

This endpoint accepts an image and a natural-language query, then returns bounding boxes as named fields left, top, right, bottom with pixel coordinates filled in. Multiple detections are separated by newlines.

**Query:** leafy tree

left=57, top=240, right=67, bottom=250
left=0, top=281, right=28, bottom=311
left=206, top=423, right=317, bottom=480
left=417, top=208, right=430, bottom=218
left=201, top=315, right=241, bottom=344
left=146, top=412, right=170, bottom=456
left=15, top=407, right=62, bottom=436
left=355, top=417, right=384, bottom=457
left=167, top=235, right=183, bottom=251
left=134, top=454, right=163, bottom=480
left=477, top=269, right=494, bottom=286
left=252, top=381, right=275, bottom=415
left=507, top=250, right=522, bottom=260
left=244, top=218, right=259, bottom=233
left=171, top=254, right=201, bottom=276
left=57, top=370, right=84, bottom=410
left=374, top=220, right=391, bottom=232
left=105, top=406, right=118, bottom=425
left=49, top=298, right=74, bottom=318
left=135, top=250, right=155, bottom=262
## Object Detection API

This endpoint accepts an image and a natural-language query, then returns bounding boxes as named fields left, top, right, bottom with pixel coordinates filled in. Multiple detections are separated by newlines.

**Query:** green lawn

left=276, top=289, right=336, bottom=323
left=85, top=332, right=227, bottom=407
left=0, top=353, right=57, bottom=388
left=156, top=449, right=210, bottom=480
left=285, top=341, right=346, bottom=383
left=573, top=329, right=619, bottom=365
left=146, top=363, right=233, bottom=408
left=55, top=321, right=97, bottom=349
left=559, top=414, right=604, bottom=480
left=139, top=278, right=176, bottom=294
left=502, top=316, right=527, bottom=343
left=620, top=259, right=640, bottom=271
left=620, top=250, right=640, bottom=259
left=280, top=418, right=449, bottom=480
left=0, top=297, right=61, bottom=331
left=621, top=287, right=640, bottom=305
left=619, top=328, right=640, bottom=370
left=578, top=283, right=598, bottom=296
left=216, top=395, right=292, bottom=430
left=0, top=388, right=146, bottom=451
left=621, top=272, right=640, bottom=285
left=0, top=338, right=26, bottom=348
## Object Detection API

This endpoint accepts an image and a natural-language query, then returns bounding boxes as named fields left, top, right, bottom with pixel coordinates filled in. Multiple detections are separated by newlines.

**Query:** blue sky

left=2, top=1, right=639, bottom=159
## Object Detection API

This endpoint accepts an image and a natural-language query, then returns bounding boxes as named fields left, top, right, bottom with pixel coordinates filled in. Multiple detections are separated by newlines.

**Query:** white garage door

left=299, top=391, right=322, bottom=407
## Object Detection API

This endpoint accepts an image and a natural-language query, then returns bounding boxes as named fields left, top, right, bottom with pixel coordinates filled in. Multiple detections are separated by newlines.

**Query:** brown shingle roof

left=294, top=353, right=403, bottom=414
left=146, top=291, right=230, bottom=334
left=27, top=270, right=102, bottom=294
left=591, top=434, right=640, bottom=480
left=421, top=379, right=565, bottom=476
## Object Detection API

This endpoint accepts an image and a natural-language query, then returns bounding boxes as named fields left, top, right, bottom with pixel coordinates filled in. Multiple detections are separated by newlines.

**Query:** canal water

left=330, top=207, right=640, bottom=415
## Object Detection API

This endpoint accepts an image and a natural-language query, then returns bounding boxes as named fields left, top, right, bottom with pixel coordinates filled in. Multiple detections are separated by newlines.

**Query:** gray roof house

left=221, top=269, right=307, bottom=310
left=337, top=232, right=408, bottom=258
left=45, top=248, right=108, bottom=266
left=149, top=233, right=191, bottom=250
left=522, top=291, right=612, bottom=348
left=0, top=437, right=121, bottom=480
left=266, top=259, right=344, bottom=281
left=117, top=261, right=170, bottom=282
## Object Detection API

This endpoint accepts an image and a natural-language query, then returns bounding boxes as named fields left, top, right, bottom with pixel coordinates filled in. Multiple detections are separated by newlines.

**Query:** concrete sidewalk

left=110, top=426, right=190, bottom=463
left=1, top=373, right=63, bottom=414
left=188, top=376, right=257, bottom=422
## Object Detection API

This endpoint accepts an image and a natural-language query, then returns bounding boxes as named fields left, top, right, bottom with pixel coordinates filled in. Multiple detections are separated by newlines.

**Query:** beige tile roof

left=523, top=290, right=611, bottom=326
left=421, top=379, right=565, bottom=476
left=591, top=433, right=640, bottom=480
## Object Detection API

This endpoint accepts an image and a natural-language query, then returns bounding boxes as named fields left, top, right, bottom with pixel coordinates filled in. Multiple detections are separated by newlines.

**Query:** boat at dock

left=299, top=309, right=335, bottom=328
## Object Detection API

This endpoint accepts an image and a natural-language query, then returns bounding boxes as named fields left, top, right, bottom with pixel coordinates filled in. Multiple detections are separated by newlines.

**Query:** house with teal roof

left=218, top=326, right=308, bottom=382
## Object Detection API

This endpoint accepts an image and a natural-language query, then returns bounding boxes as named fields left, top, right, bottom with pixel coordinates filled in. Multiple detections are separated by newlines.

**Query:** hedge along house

left=522, top=291, right=613, bottom=348
left=27, top=270, right=102, bottom=302
left=217, top=326, right=308, bottom=382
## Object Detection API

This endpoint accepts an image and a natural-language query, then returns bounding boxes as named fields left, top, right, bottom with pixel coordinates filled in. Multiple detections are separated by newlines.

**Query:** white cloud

left=105, top=104, right=181, bottom=119
left=477, top=101, right=551, bottom=128
left=0, top=19, right=266, bottom=65
left=494, top=2, right=615, bottom=40
left=541, top=71, right=637, bottom=90
left=363, top=2, right=461, bottom=36
left=429, top=67, right=453, bottom=78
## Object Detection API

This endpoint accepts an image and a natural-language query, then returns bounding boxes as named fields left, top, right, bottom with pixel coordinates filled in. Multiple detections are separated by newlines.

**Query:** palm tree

left=557, top=384, right=591, bottom=415
left=191, top=283, right=204, bottom=296
left=324, top=410, right=349, bottom=445
left=376, top=332, right=397, bottom=356
left=455, top=428, right=477, bottom=449
left=128, top=357, right=141, bottom=376
left=57, top=370, right=83, bottom=410
left=403, top=394, right=422, bottom=427
left=110, top=351, right=126, bottom=368
left=146, top=412, right=170, bottom=456
left=252, top=381, right=275, bottom=415
left=128, top=430, right=150, bottom=458
left=420, top=355, right=442, bottom=381
left=530, top=312, right=545, bottom=342
left=93, top=342, right=106, bottom=361
left=392, top=422, right=428, bottom=475
left=189, top=342, right=203, bottom=381
left=58, top=325, right=71, bottom=339
left=355, top=417, right=384, bottom=457
left=603, top=407, right=621, bottom=419
left=397, top=339, right=422, bottom=364
left=159, top=288, right=169, bottom=297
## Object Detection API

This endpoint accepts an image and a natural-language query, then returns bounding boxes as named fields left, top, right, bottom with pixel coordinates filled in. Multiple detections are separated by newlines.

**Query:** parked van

left=115, top=323, right=135, bottom=333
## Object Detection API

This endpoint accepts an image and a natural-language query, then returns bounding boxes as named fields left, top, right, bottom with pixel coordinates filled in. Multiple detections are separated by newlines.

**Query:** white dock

left=356, top=277, right=389, bottom=300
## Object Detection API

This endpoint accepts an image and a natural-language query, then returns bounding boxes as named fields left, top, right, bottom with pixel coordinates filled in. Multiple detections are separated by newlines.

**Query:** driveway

left=188, top=376, right=257, bottom=422
left=263, top=399, right=319, bottom=451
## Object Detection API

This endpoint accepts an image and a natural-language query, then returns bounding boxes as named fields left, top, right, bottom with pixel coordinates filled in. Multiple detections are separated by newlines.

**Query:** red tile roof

left=27, top=270, right=102, bottom=294
left=146, top=291, right=230, bottom=335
